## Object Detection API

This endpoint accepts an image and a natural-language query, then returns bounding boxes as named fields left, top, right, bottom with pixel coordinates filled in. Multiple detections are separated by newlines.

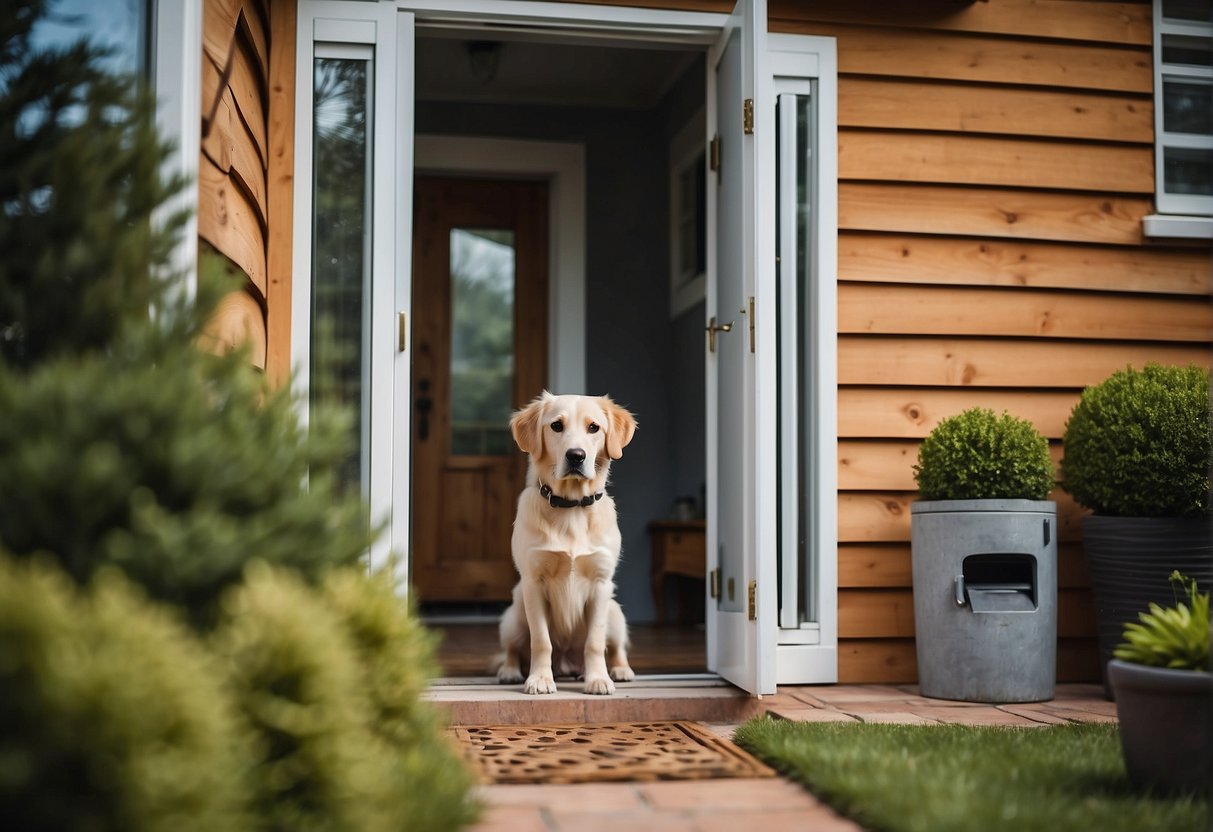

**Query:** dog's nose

left=566, top=448, right=586, bottom=465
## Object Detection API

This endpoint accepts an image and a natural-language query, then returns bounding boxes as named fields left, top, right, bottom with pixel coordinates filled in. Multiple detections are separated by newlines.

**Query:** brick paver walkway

left=466, top=683, right=1115, bottom=832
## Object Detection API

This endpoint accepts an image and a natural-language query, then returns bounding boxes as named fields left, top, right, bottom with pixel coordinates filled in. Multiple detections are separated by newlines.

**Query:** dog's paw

left=583, top=675, right=616, bottom=695
left=524, top=672, right=557, bottom=695
left=497, top=666, right=524, bottom=685
left=609, top=665, right=635, bottom=683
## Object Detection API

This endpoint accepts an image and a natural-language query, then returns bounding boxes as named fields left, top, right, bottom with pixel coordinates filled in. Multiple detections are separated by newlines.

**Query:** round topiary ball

left=1061, top=363, right=1210, bottom=517
left=914, top=408, right=1054, bottom=502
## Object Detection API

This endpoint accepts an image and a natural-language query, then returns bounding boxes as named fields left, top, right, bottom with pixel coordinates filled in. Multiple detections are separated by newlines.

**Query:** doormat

left=452, top=721, right=776, bottom=784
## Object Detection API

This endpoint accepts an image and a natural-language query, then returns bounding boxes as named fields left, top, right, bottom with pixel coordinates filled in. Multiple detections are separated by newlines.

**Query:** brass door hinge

left=710, top=568, right=720, bottom=599
left=743, top=98, right=754, bottom=134
left=709, top=135, right=721, bottom=173
left=738, top=296, right=755, bottom=353
left=747, top=580, right=757, bottom=620
left=397, top=311, right=408, bottom=352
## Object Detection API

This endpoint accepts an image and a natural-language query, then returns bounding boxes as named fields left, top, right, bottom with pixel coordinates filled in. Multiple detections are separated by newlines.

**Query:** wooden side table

left=648, top=519, right=706, bottom=623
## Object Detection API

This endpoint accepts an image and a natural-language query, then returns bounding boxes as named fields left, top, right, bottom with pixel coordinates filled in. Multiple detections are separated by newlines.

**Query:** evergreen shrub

left=323, top=567, right=480, bottom=832
left=914, top=407, right=1054, bottom=502
left=1061, top=364, right=1211, bottom=517
left=0, top=555, right=249, bottom=832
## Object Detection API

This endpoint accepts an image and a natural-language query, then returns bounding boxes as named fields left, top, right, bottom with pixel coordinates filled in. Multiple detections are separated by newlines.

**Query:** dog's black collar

left=539, top=483, right=604, bottom=509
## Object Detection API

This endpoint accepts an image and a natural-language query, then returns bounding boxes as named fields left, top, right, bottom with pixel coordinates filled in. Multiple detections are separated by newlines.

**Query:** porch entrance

left=410, top=177, right=548, bottom=603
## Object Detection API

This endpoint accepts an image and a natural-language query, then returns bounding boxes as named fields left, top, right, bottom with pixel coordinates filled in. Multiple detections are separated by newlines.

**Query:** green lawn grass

left=733, top=718, right=1210, bottom=832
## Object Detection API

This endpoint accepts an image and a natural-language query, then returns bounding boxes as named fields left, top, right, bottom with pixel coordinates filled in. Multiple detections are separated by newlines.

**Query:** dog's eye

left=551, top=420, right=564, bottom=433
left=587, top=422, right=600, bottom=434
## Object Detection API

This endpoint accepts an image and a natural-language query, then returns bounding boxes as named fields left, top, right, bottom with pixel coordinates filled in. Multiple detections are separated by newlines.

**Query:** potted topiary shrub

left=1107, top=572, right=1211, bottom=794
left=911, top=408, right=1057, bottom=703
left=1060, top=363, right=1213, bottom=694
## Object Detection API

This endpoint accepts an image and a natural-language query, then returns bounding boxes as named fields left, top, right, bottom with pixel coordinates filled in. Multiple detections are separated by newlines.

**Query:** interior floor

left=430, top=622, right=707, bottom=678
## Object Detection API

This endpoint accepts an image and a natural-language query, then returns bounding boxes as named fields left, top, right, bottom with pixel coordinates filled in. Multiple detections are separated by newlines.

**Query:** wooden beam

left=770, top=0, right=1152, bottom=46
left=266, top=0, right=297, bottom=389
left=839, top=283, right=1213, bottom=342
left=839, top=232, right=1213, bottom=296
left=770, top=22, right=1152, bottom=92
left=197, top=157, right=267, bottom=299
left=838, top=336, right=1211, bottom=388
left=839, top=78, right=1153, bottom=143
left=200, top=286, right=267, bottom=370
left=840, top=130, right=1154, bottom=194
left=838, top=388, right=1082, bottom=439
left=840, top=183, right=1153, bottom=246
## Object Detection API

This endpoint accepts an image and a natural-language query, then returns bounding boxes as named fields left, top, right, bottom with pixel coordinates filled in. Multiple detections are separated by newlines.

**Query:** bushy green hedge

left=0, top=5, right=477, bottom=830
left=0, top=556, right=250, bottom=832
left=322, top=567, right=480, bottom=832
left=914, top=408, right=1054, bottom=501
left=1061, top=364, right=1211, bottom=517
left=0, top=329, right=373, bottom=625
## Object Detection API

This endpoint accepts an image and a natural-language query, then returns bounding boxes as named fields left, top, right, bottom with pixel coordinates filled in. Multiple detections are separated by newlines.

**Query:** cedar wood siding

left=770, top=0, right=1212, bottom=683
left=232, top=0, right=1213, bottom=683
left=199, top=0, right=273, bottom=371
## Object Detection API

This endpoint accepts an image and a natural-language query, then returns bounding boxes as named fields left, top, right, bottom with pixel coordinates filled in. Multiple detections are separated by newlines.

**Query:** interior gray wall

left=416, top=55, right=705, bottom=623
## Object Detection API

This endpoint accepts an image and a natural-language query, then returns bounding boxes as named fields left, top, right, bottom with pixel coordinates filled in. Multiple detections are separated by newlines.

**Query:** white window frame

left=1146, top=0, right=1213, bottom=238
left=151, top=0, right=203, bottom=293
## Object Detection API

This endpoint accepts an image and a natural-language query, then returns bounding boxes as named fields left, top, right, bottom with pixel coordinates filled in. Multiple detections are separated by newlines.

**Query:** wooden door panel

left=411, top=177, right=548, bottom=603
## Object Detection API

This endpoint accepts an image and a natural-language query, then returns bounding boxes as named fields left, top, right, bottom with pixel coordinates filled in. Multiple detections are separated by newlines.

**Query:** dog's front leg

left=582, top=576, right=615, bottom=695
left=520, top=578, right=557, bottom=694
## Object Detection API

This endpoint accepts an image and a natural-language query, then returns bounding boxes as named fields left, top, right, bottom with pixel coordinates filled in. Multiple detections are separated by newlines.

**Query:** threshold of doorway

left=424, top=674, right=765, bottom=726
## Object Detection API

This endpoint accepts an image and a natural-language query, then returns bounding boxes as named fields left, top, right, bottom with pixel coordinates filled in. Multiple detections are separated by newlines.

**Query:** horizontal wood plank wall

left=770, top=0, right=1213, bottom=684
left=199, top=0, right=271, bottom=370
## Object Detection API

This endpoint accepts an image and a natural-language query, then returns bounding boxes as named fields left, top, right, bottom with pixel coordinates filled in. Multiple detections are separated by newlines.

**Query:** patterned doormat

left=452, top=721, right=776, bottom=784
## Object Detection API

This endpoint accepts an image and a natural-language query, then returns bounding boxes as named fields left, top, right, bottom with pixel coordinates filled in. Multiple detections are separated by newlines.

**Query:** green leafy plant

left=1061, top=364, right=1211, bottom=517
left=1114, top=571, right=1210, bottom=672
left=913, top=408, right=1054, bottom=501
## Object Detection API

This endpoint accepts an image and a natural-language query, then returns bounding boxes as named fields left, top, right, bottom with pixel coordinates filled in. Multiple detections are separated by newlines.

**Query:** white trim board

left=414, top=134, right=587, bottom=394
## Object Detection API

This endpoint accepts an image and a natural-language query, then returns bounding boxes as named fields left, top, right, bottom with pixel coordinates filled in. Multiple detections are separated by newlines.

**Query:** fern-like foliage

left=1114, top=572, right=1210, bottom=672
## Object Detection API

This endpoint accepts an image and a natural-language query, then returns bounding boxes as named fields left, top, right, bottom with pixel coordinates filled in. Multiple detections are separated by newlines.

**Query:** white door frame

left=292, top=0, right=838, bottom=689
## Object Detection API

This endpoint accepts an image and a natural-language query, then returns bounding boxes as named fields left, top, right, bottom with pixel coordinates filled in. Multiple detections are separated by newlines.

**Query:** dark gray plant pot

left=911, top=499, right=1057, bottom=703
left=1107, top=659, right=1213, bottom=794
left=1082, top=516, right=1213, bottom=696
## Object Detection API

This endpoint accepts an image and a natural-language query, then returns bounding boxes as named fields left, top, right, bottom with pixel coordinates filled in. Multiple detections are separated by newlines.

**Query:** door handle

left=706, top=316, right=734, bottom=353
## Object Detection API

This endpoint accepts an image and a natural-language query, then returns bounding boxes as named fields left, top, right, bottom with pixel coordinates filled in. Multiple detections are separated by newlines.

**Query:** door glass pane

left=1165, top=147, right=1213, bottom=194
left=312, top=56, right=372, bottom=492
left=33, top=0, right=152, bottom=79
left=1162, top=0, right=1211, bottom=23
left=1163, top=77, right=1213, bottom=134
left=1163, top=34, right=1213, bottom=66
left=450, top=229, right=515, bottom=456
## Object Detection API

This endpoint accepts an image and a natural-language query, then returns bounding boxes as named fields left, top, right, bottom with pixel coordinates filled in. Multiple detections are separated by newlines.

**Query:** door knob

left=706, top=316, right=734, bottom=353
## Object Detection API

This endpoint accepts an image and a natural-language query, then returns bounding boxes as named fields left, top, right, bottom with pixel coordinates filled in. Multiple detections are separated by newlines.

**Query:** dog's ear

left=600, top=396, right=637, bottom=460
left=510, top=392, right=550, bottom=455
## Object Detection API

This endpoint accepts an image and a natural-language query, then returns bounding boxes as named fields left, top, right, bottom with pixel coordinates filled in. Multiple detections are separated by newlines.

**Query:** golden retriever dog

left=496, top=392, right=638, bottom=695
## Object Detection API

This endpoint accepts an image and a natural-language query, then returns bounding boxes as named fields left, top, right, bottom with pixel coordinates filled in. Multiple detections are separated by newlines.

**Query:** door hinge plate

left=746, top=296, right=755, bottom=353
left=743, top=98, right=754, bottom=134
left=747, top=580, right=757, bottom=620
left=710, top=568, right=720, bottom=599
left=397, top=311, right=408, bottom=352
left=709, top=135, right=720, bottom=173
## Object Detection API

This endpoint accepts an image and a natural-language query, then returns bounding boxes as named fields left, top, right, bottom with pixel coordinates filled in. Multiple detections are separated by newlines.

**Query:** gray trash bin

left=910, top=499, right=1057, bottom=703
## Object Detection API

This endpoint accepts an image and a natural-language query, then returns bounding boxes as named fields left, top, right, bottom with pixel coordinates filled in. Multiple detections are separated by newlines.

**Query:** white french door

left=291, top=0, right=837, bottom=694
left=705, top=1, right=838, bottom=694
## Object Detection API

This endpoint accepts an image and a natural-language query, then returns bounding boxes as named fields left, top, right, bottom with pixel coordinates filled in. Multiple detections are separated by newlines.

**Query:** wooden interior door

left=411, top=177, right=548, bottom=603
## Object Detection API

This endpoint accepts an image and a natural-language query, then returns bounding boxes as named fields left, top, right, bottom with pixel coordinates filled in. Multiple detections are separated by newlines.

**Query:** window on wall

left=1153, top=0, right=1213, bottom=216
left=31, top=0, right=152, bottom=79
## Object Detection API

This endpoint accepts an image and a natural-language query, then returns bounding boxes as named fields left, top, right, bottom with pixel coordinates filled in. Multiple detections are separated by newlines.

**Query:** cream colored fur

left=496, top=392, right=638, bottom=695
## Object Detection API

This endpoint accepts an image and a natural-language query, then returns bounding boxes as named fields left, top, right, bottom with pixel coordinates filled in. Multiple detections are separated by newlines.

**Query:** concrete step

left=424, top=675, right=766, bottom=726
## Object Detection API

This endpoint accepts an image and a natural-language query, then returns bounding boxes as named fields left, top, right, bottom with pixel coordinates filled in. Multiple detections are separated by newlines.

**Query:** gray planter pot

left=1107, top=659, right=1213, bottom=794
left=911, top=500, right=1057, bottom=703
left=1082, top=515, right=1213, bottom=696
